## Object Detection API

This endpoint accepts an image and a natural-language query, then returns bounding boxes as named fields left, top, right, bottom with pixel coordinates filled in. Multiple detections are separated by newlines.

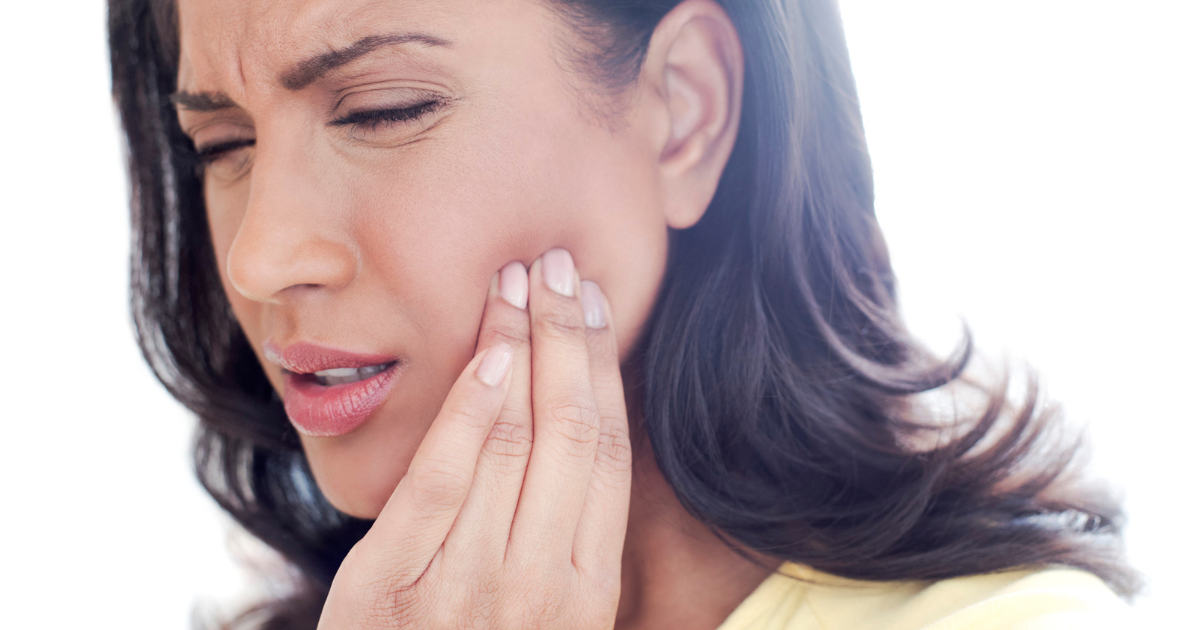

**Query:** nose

left=225, top=137, right=358, bottom=303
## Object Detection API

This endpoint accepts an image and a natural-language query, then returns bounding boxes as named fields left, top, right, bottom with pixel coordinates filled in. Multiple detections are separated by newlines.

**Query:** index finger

left=360, top=341, right=514, bottom=583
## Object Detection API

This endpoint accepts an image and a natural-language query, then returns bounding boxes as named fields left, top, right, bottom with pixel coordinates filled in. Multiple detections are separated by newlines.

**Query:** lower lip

left=282, top=364, right=402, bottom=437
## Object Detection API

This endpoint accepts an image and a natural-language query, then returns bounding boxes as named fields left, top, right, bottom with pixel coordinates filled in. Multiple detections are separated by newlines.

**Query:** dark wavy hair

left=108, top=0, right=1139, bottom=627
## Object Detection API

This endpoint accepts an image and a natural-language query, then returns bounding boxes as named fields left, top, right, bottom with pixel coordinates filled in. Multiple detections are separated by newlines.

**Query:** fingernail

left=541, top=248, right=575, bottom=297
left=498, top=261, right=528, bottom=309
left=476, top=342, right=513, bottom=387
left=581, top=281, right=607, bottom=329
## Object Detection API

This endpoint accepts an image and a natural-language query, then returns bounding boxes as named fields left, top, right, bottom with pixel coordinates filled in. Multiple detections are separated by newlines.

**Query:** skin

left=175, top=0, right=773, bottom=626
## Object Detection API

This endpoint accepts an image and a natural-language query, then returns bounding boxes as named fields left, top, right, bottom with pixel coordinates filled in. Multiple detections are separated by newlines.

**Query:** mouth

left=292, top=362, right=399, bottom=387
left=265, top=341, right=405, bottom=437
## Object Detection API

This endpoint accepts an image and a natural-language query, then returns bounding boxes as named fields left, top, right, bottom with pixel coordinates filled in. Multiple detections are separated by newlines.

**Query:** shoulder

left=883, top=567, right=1134, bottom=630
left=718, top=563, right=1133, bottom=630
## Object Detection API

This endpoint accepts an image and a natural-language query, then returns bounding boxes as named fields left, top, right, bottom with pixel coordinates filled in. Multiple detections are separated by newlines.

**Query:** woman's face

left=175, top=0, right=671, bottom=517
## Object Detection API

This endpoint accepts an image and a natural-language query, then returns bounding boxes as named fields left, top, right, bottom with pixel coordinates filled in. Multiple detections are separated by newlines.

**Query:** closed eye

left=329, top=99, right=445, bottom=131
left=195, top=138, right=256, bottom=163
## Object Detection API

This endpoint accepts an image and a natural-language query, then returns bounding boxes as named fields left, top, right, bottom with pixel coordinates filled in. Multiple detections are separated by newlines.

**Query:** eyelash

left=196, top=138, right=255, bottom=164
left=193, top=100, right=445, bottom=163
left=330, top=99, right=445, bottom=131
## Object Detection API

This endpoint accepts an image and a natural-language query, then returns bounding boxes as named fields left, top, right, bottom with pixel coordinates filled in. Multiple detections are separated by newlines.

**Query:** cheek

left=354, top=101, right=669, bottom=362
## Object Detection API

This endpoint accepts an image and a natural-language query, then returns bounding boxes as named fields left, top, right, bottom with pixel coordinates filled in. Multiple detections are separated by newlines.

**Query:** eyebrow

left=170, top=90, right=238, bottom=112
left=281, top=32, right=452, bottom=91
left=170, top=32, right=452, bottom=112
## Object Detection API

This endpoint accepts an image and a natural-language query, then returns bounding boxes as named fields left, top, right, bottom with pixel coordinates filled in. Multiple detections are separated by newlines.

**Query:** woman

left=108, top=0, right=1139, bottom=627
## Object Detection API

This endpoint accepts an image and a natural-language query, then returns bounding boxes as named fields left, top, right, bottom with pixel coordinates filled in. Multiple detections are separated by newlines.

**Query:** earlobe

left=646, top=0, right=744, bottom=231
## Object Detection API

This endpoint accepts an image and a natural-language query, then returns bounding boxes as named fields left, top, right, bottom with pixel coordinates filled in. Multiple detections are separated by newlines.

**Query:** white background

left=0, top=0, right=1194, bottom=627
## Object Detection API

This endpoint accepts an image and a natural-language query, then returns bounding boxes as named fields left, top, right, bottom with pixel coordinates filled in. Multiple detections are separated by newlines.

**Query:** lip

left=264, top=341, right=404, bottom=437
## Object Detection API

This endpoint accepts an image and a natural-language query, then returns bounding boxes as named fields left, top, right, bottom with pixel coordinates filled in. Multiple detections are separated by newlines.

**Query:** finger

left=571, top=280, right=633, bottom=573
left=444, top=262, right=534, bottom=565
left=509, top=248, right=602, bottom=563
left=362, top=341, right=514, bottom=582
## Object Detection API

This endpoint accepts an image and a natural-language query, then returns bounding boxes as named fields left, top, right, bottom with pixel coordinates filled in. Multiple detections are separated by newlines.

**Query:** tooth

left=315, top=367, right=359, bottom=378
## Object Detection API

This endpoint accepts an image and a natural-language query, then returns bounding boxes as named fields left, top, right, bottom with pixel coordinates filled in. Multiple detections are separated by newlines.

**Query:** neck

left=613, top=434, right=777, bottom=630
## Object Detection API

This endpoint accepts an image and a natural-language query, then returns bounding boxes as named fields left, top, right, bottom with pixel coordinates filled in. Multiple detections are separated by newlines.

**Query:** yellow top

left=717, top=562, right=1132, bottom=630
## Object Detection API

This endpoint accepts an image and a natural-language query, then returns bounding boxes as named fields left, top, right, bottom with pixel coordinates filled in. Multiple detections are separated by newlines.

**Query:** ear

left=642, top=0, right=744, bottom=230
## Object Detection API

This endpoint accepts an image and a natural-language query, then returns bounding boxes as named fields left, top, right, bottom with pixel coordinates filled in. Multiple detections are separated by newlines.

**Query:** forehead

left=175, top=0, right=545, bottom=96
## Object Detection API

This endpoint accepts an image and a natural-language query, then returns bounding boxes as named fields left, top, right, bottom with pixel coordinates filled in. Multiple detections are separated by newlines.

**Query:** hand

left=318, top=248, right=633, bottom=629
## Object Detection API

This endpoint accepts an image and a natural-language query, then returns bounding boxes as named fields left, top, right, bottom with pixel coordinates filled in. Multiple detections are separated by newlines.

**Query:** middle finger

left=509, top=248, right=602, bottom=564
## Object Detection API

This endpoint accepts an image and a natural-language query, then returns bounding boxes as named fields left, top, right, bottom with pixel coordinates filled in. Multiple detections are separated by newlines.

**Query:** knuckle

left=585, top=327, right=619, bottom=364
left=594, top=417, right=633, bottom=474
left=480, top=318, right=531, bottom=350
left=349, top=540, right=420, bottom=590
left=408, top=464, right=471, bottom=511
left=381, top=587, right=425, bottom=629
left=501, top=564, right=572, bottom=626
left=490, top=597, right=521, bottom=629
left=590, top=568, right=623, bottom=610
left=534, top=306, right=586, bottom=340
left=354, top=567, right=424, bottom=628
left=482, top=415, right=534, bottom=460
left=431, top=605, right=464, bottom=629
left=465, top=603, right=494, bottom=630
left=473, top=570, right=504, bottom=600
left=521, top=586, right=567, bottom=627
left=463, top=574, right=503, bottom=627
left=549, top=396, right=601, bottom=455
left=444, top=395, right=499, bottom=433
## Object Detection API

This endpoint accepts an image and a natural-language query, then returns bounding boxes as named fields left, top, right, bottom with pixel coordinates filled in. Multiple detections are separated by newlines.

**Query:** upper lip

left=263, top=340, right=400, bottom=374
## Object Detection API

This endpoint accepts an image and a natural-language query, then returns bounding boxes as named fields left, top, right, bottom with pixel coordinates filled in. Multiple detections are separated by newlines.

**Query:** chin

left=299, top=429, right=425, bottom=521
left=333, top=497, right=388, bottom=522
left=312, top=463, right=400, bottom=520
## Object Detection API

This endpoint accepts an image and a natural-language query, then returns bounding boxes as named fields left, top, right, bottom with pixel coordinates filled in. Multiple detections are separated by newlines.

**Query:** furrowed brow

left=280, top=32, right=452, bottom=91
